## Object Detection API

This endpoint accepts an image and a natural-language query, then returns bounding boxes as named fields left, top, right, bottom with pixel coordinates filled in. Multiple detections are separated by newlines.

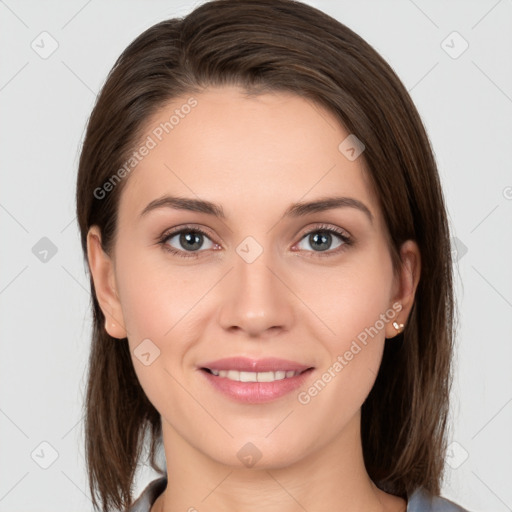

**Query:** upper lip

left=200, top=357, right=313, bottom=373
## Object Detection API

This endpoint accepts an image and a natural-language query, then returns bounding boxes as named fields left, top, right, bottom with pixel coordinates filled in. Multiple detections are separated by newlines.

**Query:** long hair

left=75, top=1, right=455, bottom=509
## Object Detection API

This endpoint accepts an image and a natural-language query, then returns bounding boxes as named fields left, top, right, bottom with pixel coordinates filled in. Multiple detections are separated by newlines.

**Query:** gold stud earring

left=392, top=321, right=404, bottom=333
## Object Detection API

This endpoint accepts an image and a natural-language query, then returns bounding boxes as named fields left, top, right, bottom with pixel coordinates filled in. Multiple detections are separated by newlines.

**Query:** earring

left=392, top=321, right=404, bottom=333
left=105, top=320, right=116, bottom=331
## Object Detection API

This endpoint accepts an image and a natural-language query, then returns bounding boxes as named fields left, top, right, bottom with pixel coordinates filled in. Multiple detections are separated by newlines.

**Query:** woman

left=76, top=0, right=472, bottom=510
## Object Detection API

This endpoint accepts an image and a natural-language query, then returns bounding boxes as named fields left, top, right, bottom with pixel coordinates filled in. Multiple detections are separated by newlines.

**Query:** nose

left=217, top=247, right=295, bottom=338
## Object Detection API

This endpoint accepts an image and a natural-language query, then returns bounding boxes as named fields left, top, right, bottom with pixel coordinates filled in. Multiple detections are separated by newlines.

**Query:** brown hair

left=76, top=0, right=455, bottom=510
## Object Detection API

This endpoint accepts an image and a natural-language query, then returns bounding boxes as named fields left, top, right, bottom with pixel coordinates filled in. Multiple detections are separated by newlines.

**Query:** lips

left=199, top=357, right=314, bottom=403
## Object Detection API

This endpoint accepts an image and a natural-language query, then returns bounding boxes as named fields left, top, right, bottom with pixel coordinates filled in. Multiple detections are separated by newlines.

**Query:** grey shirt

left=125, top=477, right=472, bottom=512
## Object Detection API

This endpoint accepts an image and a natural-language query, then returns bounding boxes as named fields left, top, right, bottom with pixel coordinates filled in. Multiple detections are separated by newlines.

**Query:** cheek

left=113, top=248, right=205, bottom=416
left=299, top=248, right=394, bottom=347
left=113, top=245, right=222, bottom=406
left=298, top=248, right=394, bottom=395
left=293, top=262, right=393, bottom=433
left=115, top=242, right=216, bottom=342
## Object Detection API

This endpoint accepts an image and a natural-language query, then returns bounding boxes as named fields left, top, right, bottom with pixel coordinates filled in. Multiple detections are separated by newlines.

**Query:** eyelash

left=157, top=223, right=353, bottom=259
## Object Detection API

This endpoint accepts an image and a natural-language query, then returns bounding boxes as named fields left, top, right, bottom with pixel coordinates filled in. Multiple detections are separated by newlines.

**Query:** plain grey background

left=1, top=0, right=511, bottom=510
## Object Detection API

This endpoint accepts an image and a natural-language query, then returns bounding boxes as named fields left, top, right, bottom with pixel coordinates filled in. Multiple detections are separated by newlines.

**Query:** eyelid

left=295, top=222, right=352, bottom=242
left=159, top=223, right=218, bottom=242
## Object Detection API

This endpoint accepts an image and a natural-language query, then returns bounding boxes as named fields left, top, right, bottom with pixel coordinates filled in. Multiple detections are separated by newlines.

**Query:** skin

left=87, top=86, right=420, bottom=512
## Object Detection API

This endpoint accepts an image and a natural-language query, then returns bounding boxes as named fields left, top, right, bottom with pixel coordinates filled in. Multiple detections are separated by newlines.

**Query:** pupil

left=310, top=231, right=331, bottom=251
left=180, top=232, right=202, bottom=251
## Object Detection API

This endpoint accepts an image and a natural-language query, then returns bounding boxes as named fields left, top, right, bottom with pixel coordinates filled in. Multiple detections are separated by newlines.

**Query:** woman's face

left=88, top=86, right=419, bottom=469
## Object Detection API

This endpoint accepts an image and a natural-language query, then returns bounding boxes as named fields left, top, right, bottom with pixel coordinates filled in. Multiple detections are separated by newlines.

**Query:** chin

left=202, top=436, right=311, bottom=471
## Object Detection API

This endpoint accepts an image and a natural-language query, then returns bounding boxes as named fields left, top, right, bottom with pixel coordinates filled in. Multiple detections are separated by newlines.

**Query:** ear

left=86, top=225, right=127, bottom=339
left=385, top=239, right=421, bottom=339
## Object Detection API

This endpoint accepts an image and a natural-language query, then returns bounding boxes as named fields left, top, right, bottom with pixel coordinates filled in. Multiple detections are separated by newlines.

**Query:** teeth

left=208, top=369, right=301, bottom=382
left=257, top=371, right=277, bottom=382
left=237, top=371, right=254, bottom=382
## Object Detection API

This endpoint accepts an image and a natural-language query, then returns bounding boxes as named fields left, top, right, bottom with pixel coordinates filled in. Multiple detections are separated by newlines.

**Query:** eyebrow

left=138, top=194, right=373, bottom=224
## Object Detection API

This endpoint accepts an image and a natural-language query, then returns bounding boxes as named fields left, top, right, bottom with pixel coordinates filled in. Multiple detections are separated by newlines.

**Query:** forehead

left=118, top=86, right=379, bottom=224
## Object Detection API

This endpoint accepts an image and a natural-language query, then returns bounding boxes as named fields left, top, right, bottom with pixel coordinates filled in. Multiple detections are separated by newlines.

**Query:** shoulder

left=407, top=487, right=473, bottom=512
left=124, top=476, right=167, bottom=512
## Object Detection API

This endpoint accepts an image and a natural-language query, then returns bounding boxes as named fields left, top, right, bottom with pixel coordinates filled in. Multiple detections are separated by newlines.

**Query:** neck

left=153, top=411, right=406, bottom=512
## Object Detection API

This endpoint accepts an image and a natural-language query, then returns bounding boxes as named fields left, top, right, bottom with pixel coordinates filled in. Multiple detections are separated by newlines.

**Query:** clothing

left=125, top=476, right=473, bottom=512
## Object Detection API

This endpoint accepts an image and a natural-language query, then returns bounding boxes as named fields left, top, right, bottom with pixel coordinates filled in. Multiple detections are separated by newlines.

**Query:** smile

left=198, top=357, right=314, bottom=403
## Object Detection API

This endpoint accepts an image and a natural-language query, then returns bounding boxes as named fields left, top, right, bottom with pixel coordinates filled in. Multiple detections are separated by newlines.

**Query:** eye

left=294, top=224, right=352, bottom=255
left=158, top=226, right=218, bottom=258
left=158, top=223, right=352, bottom=259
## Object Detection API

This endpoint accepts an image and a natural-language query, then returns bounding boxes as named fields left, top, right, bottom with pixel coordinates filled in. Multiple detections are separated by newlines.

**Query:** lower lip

left=200, top=369, right=314, bottom=404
